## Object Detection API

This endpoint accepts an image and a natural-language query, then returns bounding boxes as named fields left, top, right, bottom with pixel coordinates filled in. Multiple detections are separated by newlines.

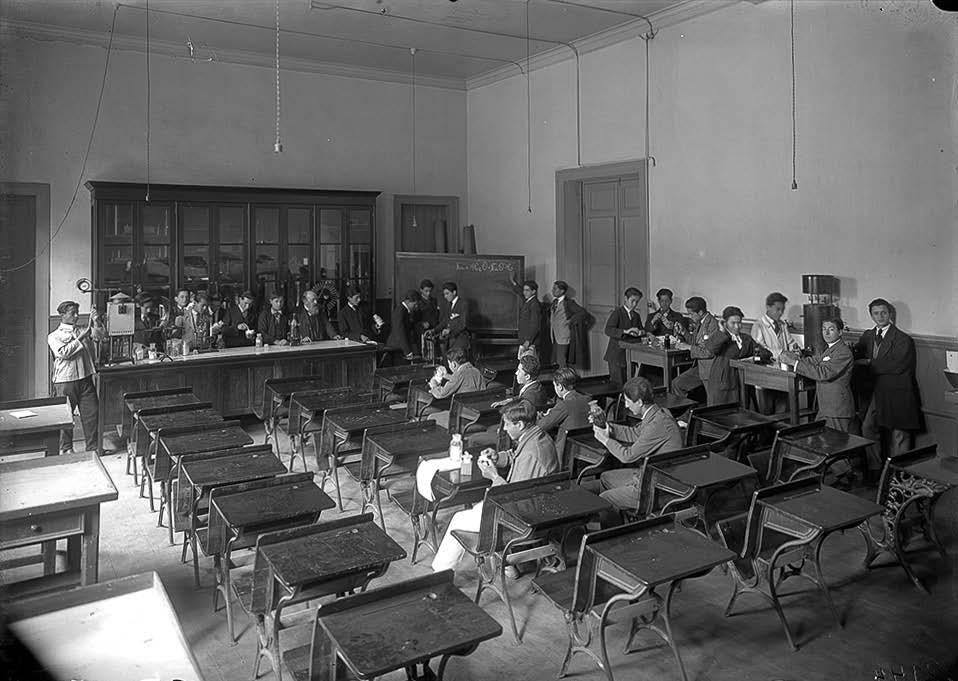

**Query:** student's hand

left=662, top=317, right=674, bottom=329
left=477, top=456, right=498, bottom=480
left=440, top=329, right=450, bottom=339
left=422, top=322, right=431, bottom=330
left=779, top=351, right=799, bottom=366
left=334, top=335, right=343, bottom=341
left=592, top=423, right=611, bottom=444
left=404, top=352, right=417, bottom=360
left=301, top=337, right=312, bottom=343
left=479, top=447, right=499, bottom=465
left=238, top=323, right=249, bottom=331
left=360, top=335, right=370, bottom=343
left=274, top=339, right=288, bottom=346
left=174, top=315, right=185, bottom=328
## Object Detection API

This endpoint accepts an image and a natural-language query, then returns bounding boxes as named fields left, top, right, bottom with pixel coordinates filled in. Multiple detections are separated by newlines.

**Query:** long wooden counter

left=95, top=340, right=377, bottom=453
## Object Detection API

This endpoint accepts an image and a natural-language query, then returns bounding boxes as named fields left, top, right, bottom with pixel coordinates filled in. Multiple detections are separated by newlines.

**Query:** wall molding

left=0, top=18, right=466, bottom=92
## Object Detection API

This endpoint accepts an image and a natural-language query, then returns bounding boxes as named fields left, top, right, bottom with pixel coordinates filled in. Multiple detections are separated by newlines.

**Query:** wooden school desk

left=0, top=397, right=73, bottom=458
left=374, top=363, right=437, bottom=401
left=620, top=338, right=692, bottom=392
left=730, top=358, right=813, bottom=425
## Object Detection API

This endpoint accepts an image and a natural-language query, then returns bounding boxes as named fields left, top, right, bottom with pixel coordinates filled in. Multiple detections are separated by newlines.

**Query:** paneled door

left=0, top=194, right=37, bottom=400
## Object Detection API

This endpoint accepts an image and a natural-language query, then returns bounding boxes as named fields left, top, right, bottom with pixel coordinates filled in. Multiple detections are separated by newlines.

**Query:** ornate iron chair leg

left=663, top=582, right=689, bottom=681
left=766, top=565, right=798, bottom=650
left=812, top=539, right=842, bottom=628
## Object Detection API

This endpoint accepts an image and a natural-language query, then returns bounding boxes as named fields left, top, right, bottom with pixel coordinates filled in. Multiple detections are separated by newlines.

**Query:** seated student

left=603, top=287, right=645, bottom=385
left=492, top=354, right=549, bottom=411
left=706, top=306, right=772, bottom=405
left=258, top=291, right=290, bottom=345
left=592, top=377, right=684, bottom=513
left=432, top=281, right=470, bottom=352
left=339, top=286, right=379, bottom=343
left=221, top=290, right=259, bottom=347
left=296, top=289, right=340, bottom=343
left=431, top=398, right=560, bottom=573
left=670, top=296, right=719, bottom=405
left=781, top=318, right=858, bottom=433
left=537, top=367, right=592, bottom=456
left=387, top=290, right=421, bottom=360
left=644, top=288, right=688, bottom=339
left=751, top=291, right=801, bottom=414
left=182, top=293, right=223, bottom=352
left=510, top=276, right=542, bottom=358
left=428, top=347, right=485, bottom=400
left=133, top=293, right=164, bottom=348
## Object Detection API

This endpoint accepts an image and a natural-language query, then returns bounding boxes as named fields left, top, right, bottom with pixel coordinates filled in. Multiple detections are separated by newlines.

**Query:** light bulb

left=274, top=141, right=284, bottom=153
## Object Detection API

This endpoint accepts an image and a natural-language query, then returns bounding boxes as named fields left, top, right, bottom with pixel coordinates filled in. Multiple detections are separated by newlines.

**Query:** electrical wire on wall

left=640, top=23, right=656, bottom=297
left=790, top=0, right=798, bottom=190
left=526, top=0, right=532, bottom=213
left=274, top=0, right=283, bottom=153
left=145, top=0, right=152, bottom=201
left=0, top=6, right=119, bottom=276
left=410, top=47, right=418, bottom=229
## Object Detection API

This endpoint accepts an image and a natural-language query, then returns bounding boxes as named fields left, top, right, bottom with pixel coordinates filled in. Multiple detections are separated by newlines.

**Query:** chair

left=450, top=472, right=574, bottom=642
left=206, top=472, right=321, bottom=643
left=532, top=515, right=688, bottom=681
left=173, top=443, right=277, bottom=587
left=861, top=445, right=951, bottom=593
left=715, top=478, right=844, bottom=650
left=250, top=514, right=389, bottom=681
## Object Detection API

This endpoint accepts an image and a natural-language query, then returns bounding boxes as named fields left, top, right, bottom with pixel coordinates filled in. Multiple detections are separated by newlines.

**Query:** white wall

left=0, top=34, right=467, bottom=311
left=467, top=1, right=957, bottom=337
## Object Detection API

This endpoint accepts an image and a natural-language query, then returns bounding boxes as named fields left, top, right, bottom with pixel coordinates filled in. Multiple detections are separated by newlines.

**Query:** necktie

left=552, top=299, right=558, bottom=312
left=875, top=327, right=884, bottom=346
left=772, top=319, right=781, bottom=335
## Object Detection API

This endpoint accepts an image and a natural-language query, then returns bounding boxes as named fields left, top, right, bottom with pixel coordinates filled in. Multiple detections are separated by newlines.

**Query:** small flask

left=148, top=343, right=157, bottom=361
left=460, top=450, right=472, bottom=477
left=448, top=433, right=463, bottom=464
left=255, top=333, right=264, bottom=350
left=663, top=335, right=671, bottom=350
left=588, top=400, right=606, bottom=428
left=288, top=317, right=301, bottom=346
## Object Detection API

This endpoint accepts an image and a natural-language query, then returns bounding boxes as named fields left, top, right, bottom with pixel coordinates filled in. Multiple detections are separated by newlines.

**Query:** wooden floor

left=6, top=421, right=958, bottom=681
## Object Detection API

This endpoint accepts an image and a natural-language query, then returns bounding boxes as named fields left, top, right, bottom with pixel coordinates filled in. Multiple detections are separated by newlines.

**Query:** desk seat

left=533, top=568, right=625, bottom=614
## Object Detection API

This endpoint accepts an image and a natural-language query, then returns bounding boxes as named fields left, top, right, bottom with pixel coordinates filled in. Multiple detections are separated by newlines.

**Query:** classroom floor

left=9, top=420, right=958, bottom=681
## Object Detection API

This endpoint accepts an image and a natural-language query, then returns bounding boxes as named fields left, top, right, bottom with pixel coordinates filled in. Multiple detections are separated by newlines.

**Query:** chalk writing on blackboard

left=455, top=260, right=516, bottom=273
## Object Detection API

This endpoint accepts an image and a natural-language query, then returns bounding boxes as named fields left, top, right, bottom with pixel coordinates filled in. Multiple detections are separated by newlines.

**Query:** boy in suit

left=751, top=291, right=802, bottom=414
left=387, top=290, right=421, bottom=360
left=511, top=276, right=542, bottom=358
left=853, top=298, right=922, bottom=475
left=433, top=281, right=470, bottom=353
left=415, top=279, right=440, bottom=335
left=781, top=318, right=857, bottom=433
left=183, top=293, right=223, bottom=351
left=644, top=288, right=688, bottom=338
left=593, top=377, right=684, bottom=513
left=428, top=347, right=485, bottom=400
left=257, top=291, right=289, bottom=345
left=550, top=280, right=590, bottom=368
left=705, top=306, right=771, bottom=405
left=670, top=296, right=720, bottom=406
left=221, top=290, right=259, bottom=347
left=537, top=367, right=592, bottom=457
left=492, top=354, right=549, bottom=412
left=339, top=286, right=379, bottom=343
left=603, top=287, right=645, bottom=385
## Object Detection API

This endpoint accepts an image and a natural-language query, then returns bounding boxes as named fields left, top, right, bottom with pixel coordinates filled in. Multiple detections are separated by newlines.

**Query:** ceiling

left=1, top=0, right=686, bottom=85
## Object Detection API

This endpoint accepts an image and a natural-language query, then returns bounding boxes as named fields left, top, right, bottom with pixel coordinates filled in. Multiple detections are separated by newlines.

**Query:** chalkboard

left=394, top=252, right=525, bottom=334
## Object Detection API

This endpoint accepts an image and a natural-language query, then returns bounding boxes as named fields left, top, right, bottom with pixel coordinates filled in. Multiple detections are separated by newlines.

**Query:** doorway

left=0, top=184, right=51, bottom=399
left=555, top=161, right=650, bottom=374
left=393, top=195, right=460, bottom=253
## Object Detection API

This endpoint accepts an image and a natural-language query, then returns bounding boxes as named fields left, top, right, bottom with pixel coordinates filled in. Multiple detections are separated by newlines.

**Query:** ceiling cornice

left=466, top=0, right=739, bottom=90
left=0, top=17, right=467, bottom=91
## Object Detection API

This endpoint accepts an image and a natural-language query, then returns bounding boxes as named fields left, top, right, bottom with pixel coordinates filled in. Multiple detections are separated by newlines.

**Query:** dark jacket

left=706, top=331, right=771, bottom=405
left=436, top=297, right=470, bottom=350
left=415, top=295, right=440, bottom=335
left=511, top=283, right=542, bottom=349
left=339, top=303, right=372, bottom=342
left=387, top=303, right=417, bottom=356
left=537, top=389, right=591, bottom=457
left=296, top=306, right=337, bottom=342
left=549, top=297, right=592, bottom=370
left=221, top=302, right=258, bottom=347
left=794, top=341, right=855, bottom=420
left=257, top=309, right=289, bottom=345
left=515, top=380, right=550, bottom=412
left=644, top=308, right=687, bottom=337
left=689, top=312, right=721, bottom=379
left=853, top=325, right=922, bottom=431
left=603, top=307, right=644, bottom=365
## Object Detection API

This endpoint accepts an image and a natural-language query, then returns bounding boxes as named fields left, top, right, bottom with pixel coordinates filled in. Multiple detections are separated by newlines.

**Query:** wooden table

left=588, top=522, right=735, bottom=681
left=450, top=386, right=512, bottom=435
left=563, top=428, right=608, bottom=484
left=179, top=448, right=286, bottom=585
left=124, top=390, right=200, bottom=479
left=649, top=450, right=758, bottom=536
left=0, top=453, right=118, bottom=595
left=577, top=376, right=623, bottom=405
left=621, top=339, right=692, bottom=392
left=5, top=572, right=205, bottom=681
left=654, top=391, right=698, bottom=419
left=375, top=364, right=437, bottom=401
left=730, top=358, right=813, bottom=424
left=489, top=481, right=612, bottom=642
left=406, top=381, right=450, bottom=420
left=313, top=571, right=502, bottom=680
left=771, top=421, right=875, bottom=483
left=688, top=404, right=780, bottom=460
left=0, top=398, right=73, bottom=458
left=138, top=406, right=223, bottom=434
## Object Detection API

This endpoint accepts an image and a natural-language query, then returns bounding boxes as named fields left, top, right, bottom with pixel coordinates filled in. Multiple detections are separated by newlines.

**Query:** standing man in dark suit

left=221, top=290, right=259, bottom=347
left=550, top=280, right=590, bottom=368
left=781, top=318, right=857, bottom=433
left=705, top=306, right=771, bottom=405
left=670, top=296, right=720, bottom=406
left=433, top=281, right=470, bottom=353
left=510, top=276, right=542, bottom=358
left=603, top=287, right=646, bottom=385
left=387, top=290, right=420, bottom=360
left=853, top=298, right=922, bottom=475
left=415, top=279, right=440, bottom=335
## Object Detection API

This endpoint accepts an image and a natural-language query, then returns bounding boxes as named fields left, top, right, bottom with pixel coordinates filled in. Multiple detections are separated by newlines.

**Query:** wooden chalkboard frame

left=393, top=252, right=525, bottom=335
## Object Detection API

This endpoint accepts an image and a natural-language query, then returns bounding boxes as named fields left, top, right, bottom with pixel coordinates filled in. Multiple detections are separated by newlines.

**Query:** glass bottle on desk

left=448, top=433, right=463, bottom=464
left=288, top=317, right=301, bottom=346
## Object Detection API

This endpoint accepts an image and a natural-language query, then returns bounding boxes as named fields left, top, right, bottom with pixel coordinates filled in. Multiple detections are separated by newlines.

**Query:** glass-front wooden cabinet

left=88, top=182, right=380, bottom=315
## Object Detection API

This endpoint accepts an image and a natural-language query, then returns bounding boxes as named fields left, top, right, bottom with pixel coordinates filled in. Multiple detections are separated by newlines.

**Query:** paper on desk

left=947, top=350, right=958, bottom=373
left=9, top=410, right=37, bottom=418
left=416, top=457, right=460, bottom=501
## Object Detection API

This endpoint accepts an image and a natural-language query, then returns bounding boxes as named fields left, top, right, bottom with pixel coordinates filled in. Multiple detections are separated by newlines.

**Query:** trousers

left=55, top=376, right=99, bottom=452
left=861, top=399, right=912, bottom=472
left=553, top=343, right=570, bottom=368
left=432, top=502, right=483, bottom=573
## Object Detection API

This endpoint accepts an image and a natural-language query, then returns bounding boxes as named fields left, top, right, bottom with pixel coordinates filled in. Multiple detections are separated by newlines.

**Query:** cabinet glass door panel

left=288, top=244, right=311, bottom=279
left=181, top=206, right=211, bottom=243
left=319, top=244, right=341, bottom=280
left=288, top=207, right=312, bottom=244
left=218, top=244, right=245, bottom=284
left=255, top=245, right=280, bottom=278
left=254, top=208, right=280, bottom=244
left=102, top=246, right=134, bottom=285
left=348, top=209, right=371, bottom=243
left=349, top=244, right=372, bottom=280
left=219, top=206, right=245, bottom=243
left=143, top=244, right=170, bottom=284
left=102, top=203, right=134, bottom=240
left=319, top=209, right=342, bottom=243
left=142, top=204, right=171, bottom=241
left=183, top=244, right=210, bottom=284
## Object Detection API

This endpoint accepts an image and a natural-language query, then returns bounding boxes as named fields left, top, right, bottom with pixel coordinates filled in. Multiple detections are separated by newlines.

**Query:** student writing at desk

left=220, top=289, right=258, bottom=347
left=592, top=377, right=683, bottom=516
left=510, top=276, right=542, bottom=358
left=430, top=399, right=560, bottom=574
left=706, top=306, right=771, bottom=405
left=387, top=290, right=421, bottom=360
left=537, top=367, right=591, bottom=455
left=671, top=296, right=720, bottom=406
left=296, top=289, right=340, bottom=343
left=645, top=288, right=689, bottom=339
left=780, top=318, right=857, bottom=433
left=48, top=300, right=104, bottom=453
left=258, top=291, right=290, bottom=346
left=750, top=292, right=801, bottom=414
left=603, top=286, right=645, bottom=385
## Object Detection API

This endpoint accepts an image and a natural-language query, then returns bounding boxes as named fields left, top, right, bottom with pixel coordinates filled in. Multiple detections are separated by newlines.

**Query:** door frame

left=0, top=182, right=51, bottom=397
left=393, top=195, right=460, bottom=254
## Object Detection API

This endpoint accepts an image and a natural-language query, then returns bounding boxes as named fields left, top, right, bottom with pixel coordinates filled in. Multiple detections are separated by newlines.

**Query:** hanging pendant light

left=409, top=47, right=418, bottom=229
left=273, top=0, right=283, bottom=153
